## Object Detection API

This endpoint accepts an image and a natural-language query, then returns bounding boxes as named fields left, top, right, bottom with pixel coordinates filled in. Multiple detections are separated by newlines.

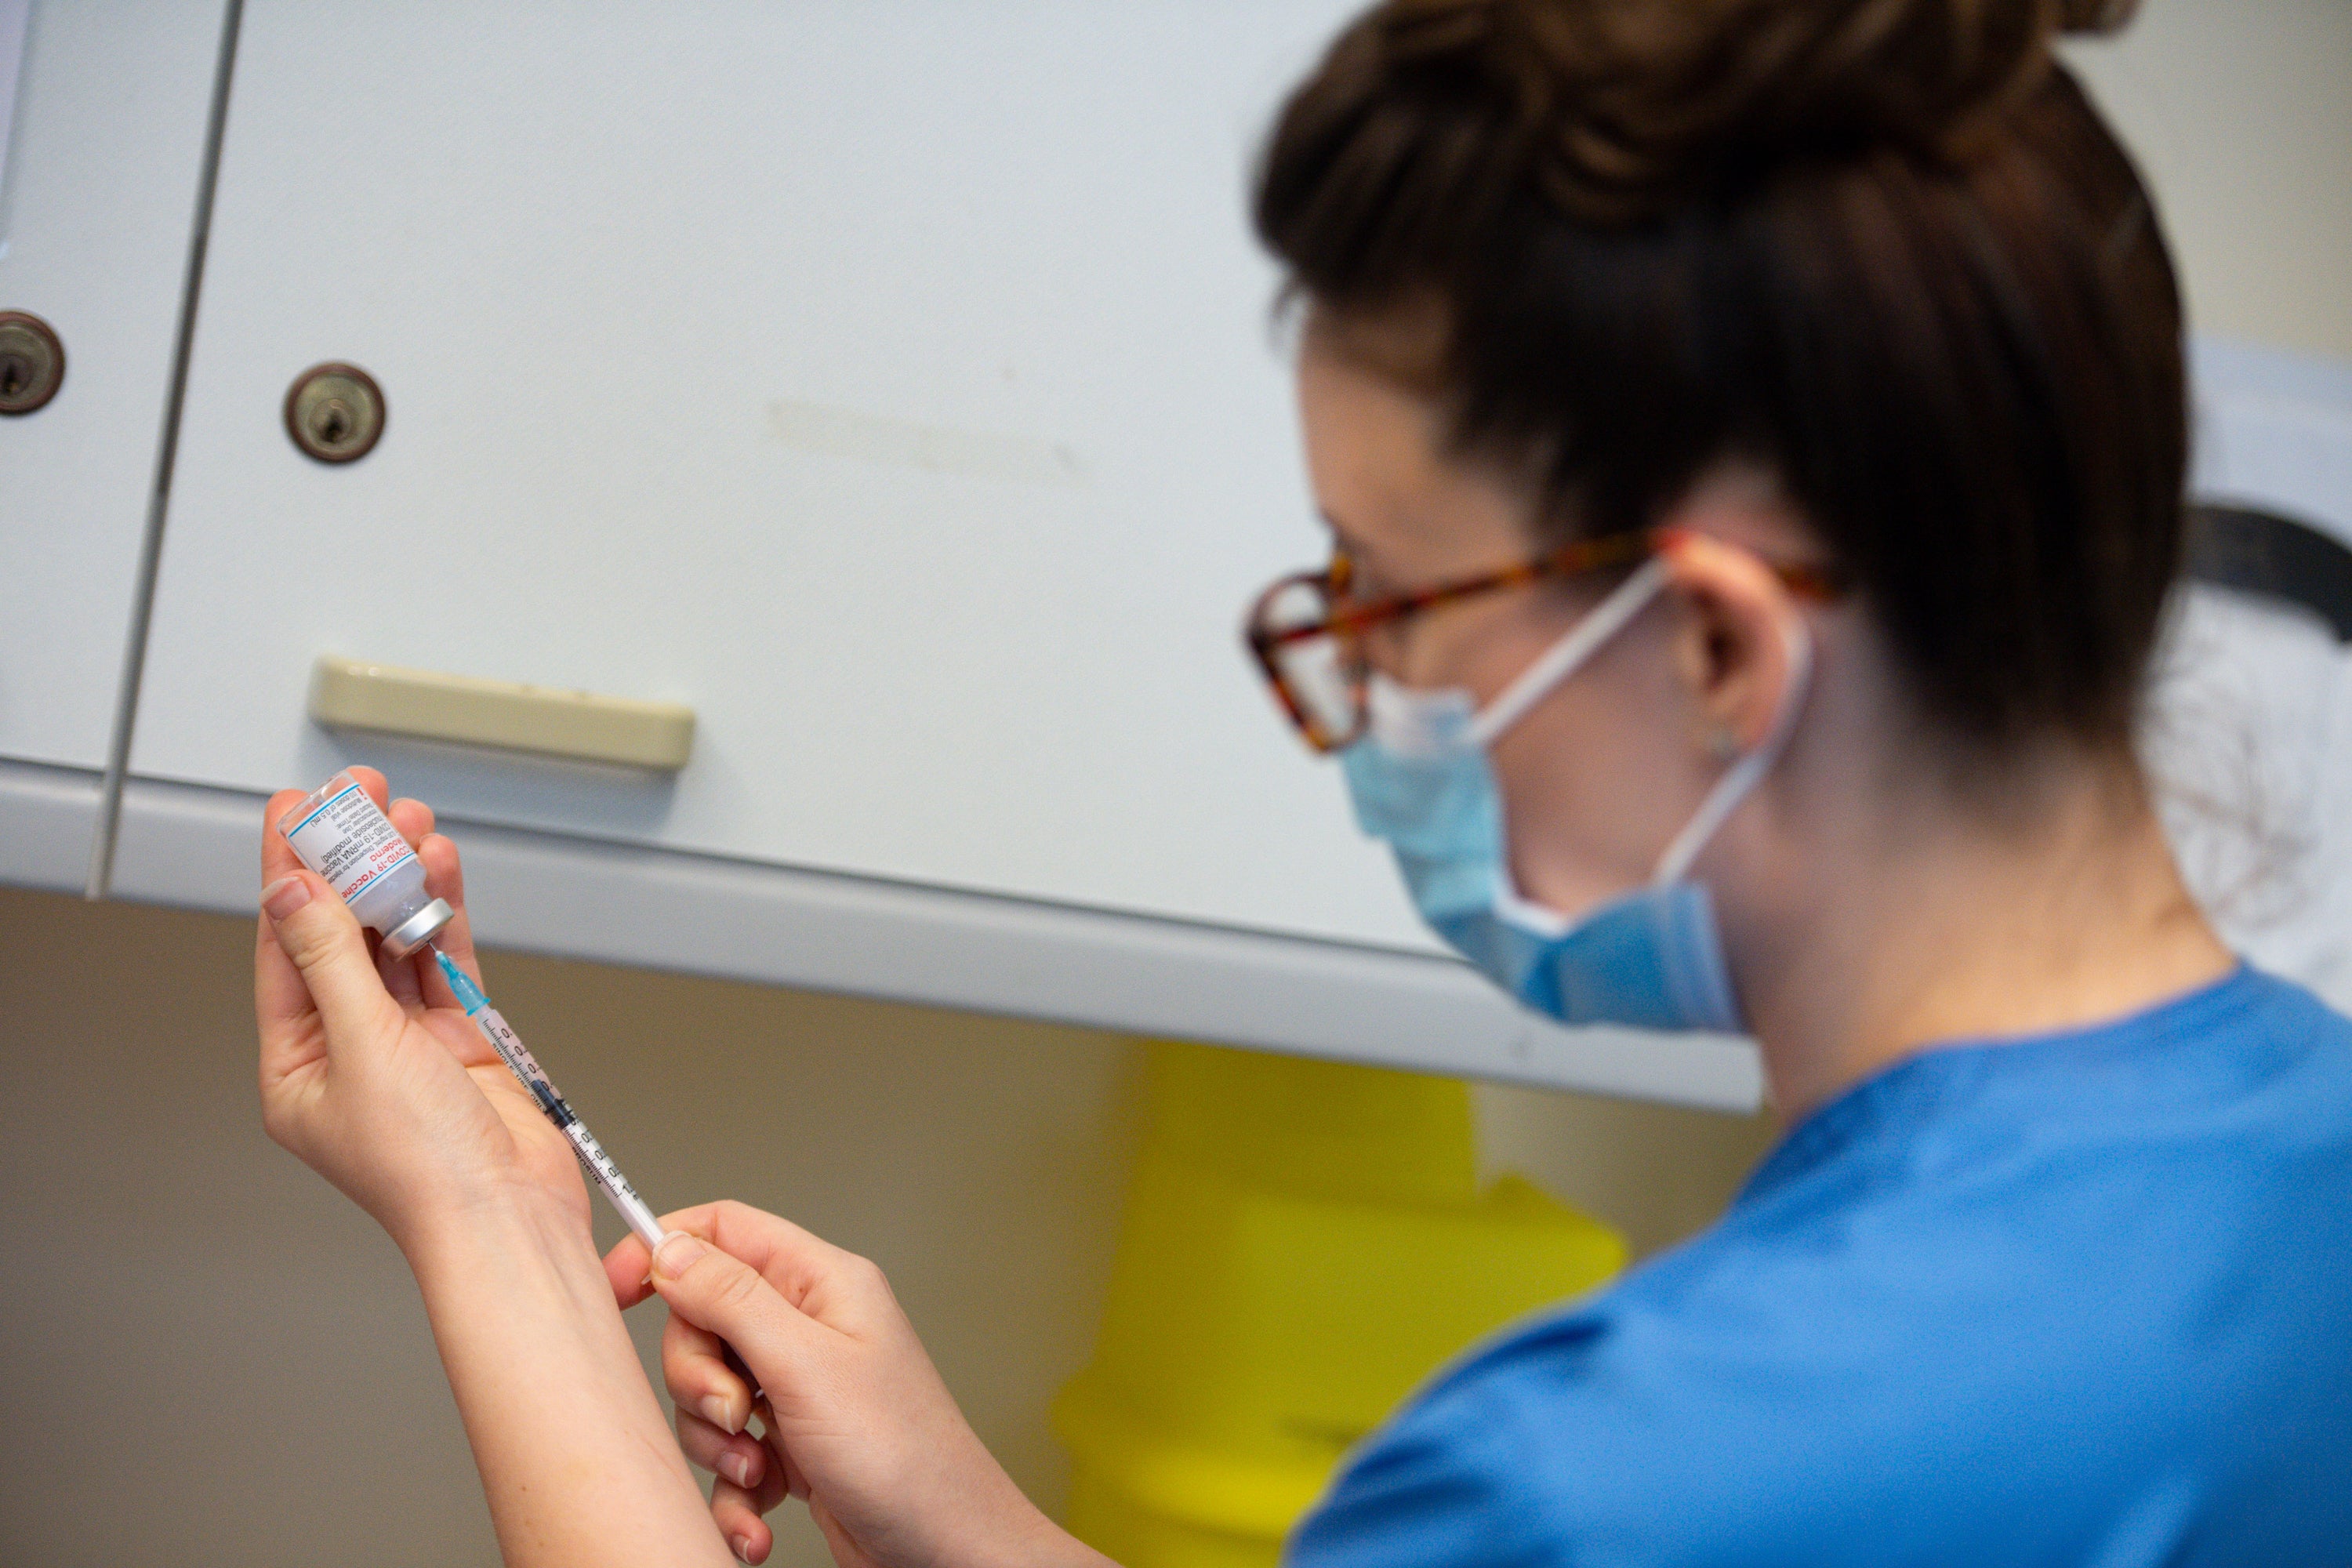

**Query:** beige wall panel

left=0, top=887, right=1143, bottom=1567
left=0, top=884, right=1768, bottom=1565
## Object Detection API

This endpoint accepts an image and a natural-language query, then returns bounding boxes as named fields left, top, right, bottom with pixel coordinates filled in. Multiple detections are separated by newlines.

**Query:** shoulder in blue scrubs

left=1290, top=966, right=2352, bottom=1566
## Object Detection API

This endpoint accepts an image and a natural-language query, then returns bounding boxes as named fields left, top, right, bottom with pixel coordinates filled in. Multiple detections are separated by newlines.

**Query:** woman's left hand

left=606, top=1201, right=1114, bottom=1568
left=256, top=768, right=590, bottom=1258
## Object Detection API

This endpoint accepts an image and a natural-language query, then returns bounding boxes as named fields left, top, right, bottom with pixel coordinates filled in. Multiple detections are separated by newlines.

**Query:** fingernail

left=719, top=1450, right=753, bottom=1487
left=730, top=1535, right=757, bottom=1564
left=700, top=1392, right=742, bottom=1436
left=653, top=1232, right=706, bottom=1279
left=260, top=876, right=312, bottom=922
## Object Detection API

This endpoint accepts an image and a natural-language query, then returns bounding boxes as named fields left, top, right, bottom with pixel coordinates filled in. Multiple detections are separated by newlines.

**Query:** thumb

left=651, top=1231, right=824, bottom=1396
left=261, top=871, right=401, bottom=1045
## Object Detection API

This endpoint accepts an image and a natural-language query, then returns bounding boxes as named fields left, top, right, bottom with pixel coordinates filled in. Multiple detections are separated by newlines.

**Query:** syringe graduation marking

left=473, top=1004, right=579, bottom=1127
left=432, top=946, right=666, bottom=1249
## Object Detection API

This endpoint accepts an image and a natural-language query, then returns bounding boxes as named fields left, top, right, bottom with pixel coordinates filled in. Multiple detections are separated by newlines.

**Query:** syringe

left=430, top=946, right=667, bottom=1250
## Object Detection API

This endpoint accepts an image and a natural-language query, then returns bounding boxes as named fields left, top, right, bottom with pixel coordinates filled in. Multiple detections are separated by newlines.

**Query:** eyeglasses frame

left=1243, top=527, right=1842, bottom=753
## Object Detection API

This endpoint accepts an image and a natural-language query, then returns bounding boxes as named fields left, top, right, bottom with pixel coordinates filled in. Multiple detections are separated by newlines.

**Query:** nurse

left=253, top=0, right=2352, bottom=1563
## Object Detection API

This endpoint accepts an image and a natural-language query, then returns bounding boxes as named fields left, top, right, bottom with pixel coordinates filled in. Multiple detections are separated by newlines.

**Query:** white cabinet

left=92, top=2, right=1765, bottom=1109
left=0, top=1, right=230, bottom=884
left=133, top=1, right=1418, bottom=947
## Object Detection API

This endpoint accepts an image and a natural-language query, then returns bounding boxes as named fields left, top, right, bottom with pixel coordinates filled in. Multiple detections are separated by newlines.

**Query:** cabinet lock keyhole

left=285, top=362, right=386, bottom=463
left=0, top=312, right=66, bottom=416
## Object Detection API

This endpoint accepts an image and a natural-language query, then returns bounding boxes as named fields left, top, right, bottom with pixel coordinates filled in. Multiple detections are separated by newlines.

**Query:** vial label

left=284, top=779, right=417, bottom=905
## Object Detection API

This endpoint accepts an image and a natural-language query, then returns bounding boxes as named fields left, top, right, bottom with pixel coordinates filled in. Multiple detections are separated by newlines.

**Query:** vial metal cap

left=382, top=898, right=456, bottom=961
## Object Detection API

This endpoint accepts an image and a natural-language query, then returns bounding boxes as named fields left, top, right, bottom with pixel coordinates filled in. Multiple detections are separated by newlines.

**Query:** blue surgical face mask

left=1341, top=556, right=1812, bottom=1034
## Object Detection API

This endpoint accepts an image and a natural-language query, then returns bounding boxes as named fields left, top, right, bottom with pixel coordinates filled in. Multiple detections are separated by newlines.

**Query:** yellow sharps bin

left=1054, top=1043, right=1627, bottom=1567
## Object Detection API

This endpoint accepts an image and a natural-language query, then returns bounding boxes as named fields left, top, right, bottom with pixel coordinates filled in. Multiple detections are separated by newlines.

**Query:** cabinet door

left=0, top=1, right=228, bottom=877
left=132, top=0, right=1437, bottom=952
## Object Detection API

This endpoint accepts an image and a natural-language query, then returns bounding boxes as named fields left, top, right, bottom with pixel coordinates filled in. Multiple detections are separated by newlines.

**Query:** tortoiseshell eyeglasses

left=1243, top=528, right=1842, bottom=754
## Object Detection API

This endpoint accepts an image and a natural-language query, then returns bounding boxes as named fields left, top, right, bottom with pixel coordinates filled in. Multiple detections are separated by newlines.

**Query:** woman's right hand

left=607, top=1203, right=1114, bottom=1568
left=258, top=768, right=593, bottom=1259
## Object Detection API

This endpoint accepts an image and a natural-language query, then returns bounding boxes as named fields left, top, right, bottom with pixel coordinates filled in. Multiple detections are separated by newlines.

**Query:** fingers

left=675, top=1403, right=768, bottom=1494
left=677, top=1378, right=789, bottom=1566
left=606, top=1231, right=659, bottom=1310
left=657, top=1201, right=891, bottom=1330
left=379, top=935, right=426, bottom=1011
left=712, top=1473, right=779, bottom=1566
left=260, top=787, right=313, bottom=887
left=256, top=789, right=334, bottom=1095
left=606, top=1207, right=787, bottom=1309
left=664, top=1308, right=756, bottom=1437
left=347, top=766, right=392, bottom=811
left=258, top=793, right=321, bottom=1015
left=258, top=869, right=403, bottom=1054
left=648, top=1229, right=829, bottom=1403
left=386, top=793, right=435, bottom=845
left=261, top=773, right=477, bottom=1010
left=647, top=1250, right=798, bottom=1567
left=610, top=1200, right=898, bottom=1341
left=256, top=912, right=325, bottom=1105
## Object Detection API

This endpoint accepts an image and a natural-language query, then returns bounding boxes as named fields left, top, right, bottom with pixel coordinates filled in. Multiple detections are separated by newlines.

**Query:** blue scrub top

left=1289, top=966, right=2352, bottom=1566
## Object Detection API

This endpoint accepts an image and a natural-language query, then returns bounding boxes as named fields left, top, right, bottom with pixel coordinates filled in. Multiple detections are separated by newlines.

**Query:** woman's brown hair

left=1254, top=0, right=2183, bottom=753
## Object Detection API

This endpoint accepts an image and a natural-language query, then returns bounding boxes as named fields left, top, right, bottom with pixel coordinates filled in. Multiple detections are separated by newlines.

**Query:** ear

left=1654, top=527, right=1806, bottom=757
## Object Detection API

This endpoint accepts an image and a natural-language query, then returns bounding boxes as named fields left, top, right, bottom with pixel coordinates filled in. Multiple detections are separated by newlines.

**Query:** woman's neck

left=1726, top=746, right=2236, bottom=1120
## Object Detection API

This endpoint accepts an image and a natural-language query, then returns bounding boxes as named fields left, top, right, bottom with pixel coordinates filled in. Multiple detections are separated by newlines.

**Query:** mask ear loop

left=1653, top=612, right=1815, bottom=886
left=1466, top=557, right=1674, bottom=750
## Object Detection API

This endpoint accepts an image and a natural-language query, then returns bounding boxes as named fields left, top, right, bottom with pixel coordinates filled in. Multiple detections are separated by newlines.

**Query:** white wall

left=2067, top=0, right=2352, bottom=359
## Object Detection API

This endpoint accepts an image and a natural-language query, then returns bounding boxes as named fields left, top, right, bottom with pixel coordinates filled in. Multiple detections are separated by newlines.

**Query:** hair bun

left=2059, top=0, right=2139, bottom=34
left=1378, top=0, right=2113, bottom=223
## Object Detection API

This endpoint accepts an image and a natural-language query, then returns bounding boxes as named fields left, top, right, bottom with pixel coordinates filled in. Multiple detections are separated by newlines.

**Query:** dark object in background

left=2184, top=504, right=2352, bottom=644
left=0, top=310, right=65, bottom=415
left=283, top=361, right=385, bottom=463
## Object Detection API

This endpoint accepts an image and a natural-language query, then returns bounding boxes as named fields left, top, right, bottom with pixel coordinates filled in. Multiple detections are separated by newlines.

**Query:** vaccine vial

left=278, top=771, right=455, bottom=960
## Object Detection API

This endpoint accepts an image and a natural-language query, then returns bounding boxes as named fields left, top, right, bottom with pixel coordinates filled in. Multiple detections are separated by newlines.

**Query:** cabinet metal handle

left=309, top=656, right=695, bottom=771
